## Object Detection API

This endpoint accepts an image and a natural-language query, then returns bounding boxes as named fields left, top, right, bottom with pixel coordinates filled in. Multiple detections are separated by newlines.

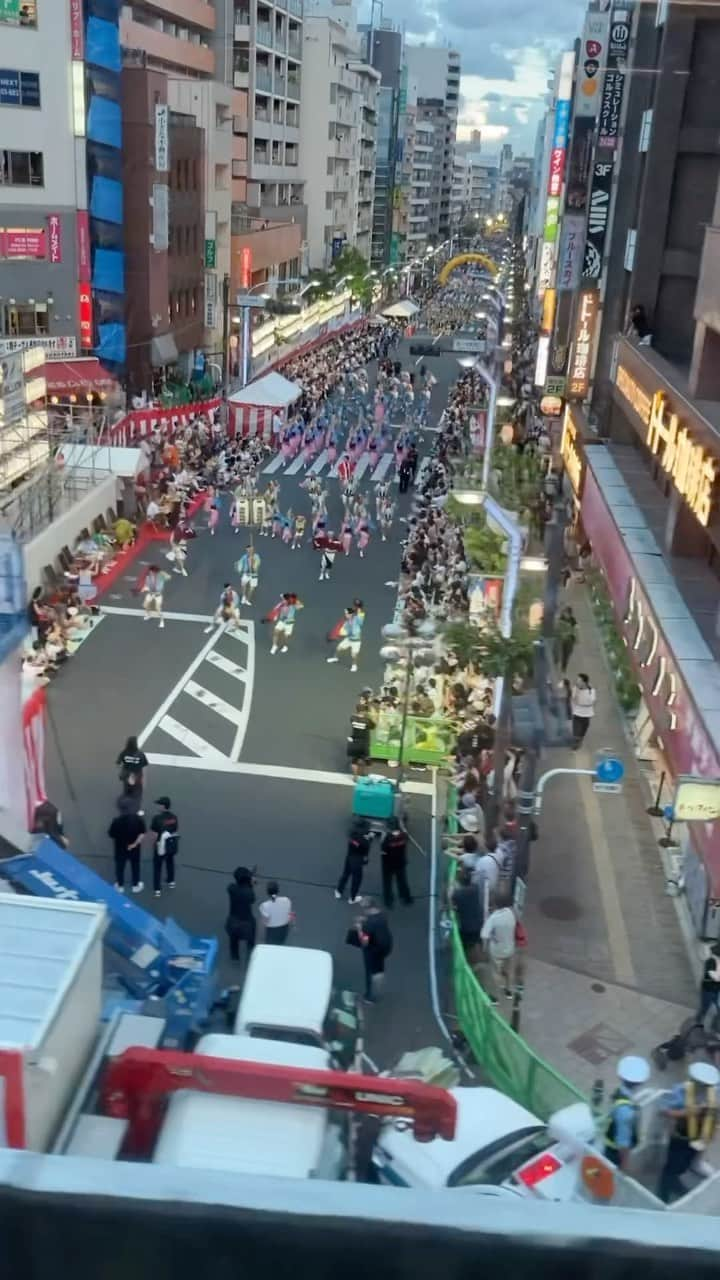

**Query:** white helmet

left=688, top=1061, right=720, bottom=1087
left=617, top=1055, right=651, bottom=1086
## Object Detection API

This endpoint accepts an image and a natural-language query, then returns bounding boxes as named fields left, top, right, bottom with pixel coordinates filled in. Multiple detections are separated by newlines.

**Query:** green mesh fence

left=446, top=788, right=587, bottom=1120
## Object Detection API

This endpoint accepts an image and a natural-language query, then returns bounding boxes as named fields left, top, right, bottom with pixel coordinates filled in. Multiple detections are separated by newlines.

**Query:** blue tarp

left=96, top=321, right=126, bottom=364
left=93, top=247, right=125, bottom=294
left=87, top=94, right=122, bottom=149
left=90, top=174, right=123, bottom=224
left=85, top=15, right=122, bottom=74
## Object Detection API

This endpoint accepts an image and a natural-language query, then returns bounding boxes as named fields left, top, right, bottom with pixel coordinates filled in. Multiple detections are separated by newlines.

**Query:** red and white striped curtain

left=230, top=404, right=274, bottom=439
left=23, top=685, right=47, bottom=829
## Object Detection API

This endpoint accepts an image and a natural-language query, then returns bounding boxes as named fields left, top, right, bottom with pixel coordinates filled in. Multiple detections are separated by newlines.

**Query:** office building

left=362, top=23, right=402, bottom=268
left=403, top=45, right=460, bottom=240
left=300, top=10, right=379, bottom=269
left=451, top=152, right=499, bottom=228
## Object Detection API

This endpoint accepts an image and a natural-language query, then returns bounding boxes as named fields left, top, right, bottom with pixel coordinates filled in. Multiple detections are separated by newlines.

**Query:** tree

left=331, top=246, right=374, bottom=309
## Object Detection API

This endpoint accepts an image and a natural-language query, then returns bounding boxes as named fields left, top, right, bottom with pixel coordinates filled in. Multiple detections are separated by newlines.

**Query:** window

left=639, top=108, right=653, bottom=152
left=656, top=0, right=668, bottom=24
left=448, top=1129, right=549, bottom=1189
left=4, top=302, right=48, bottom=337
left=0, top=70, right=40, bottom=107
left=0, top=149, right=43, bottom=186
left=624, top=228, right=637, bottom=271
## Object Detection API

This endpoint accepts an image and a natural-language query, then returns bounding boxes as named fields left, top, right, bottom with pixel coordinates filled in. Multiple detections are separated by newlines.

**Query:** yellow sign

left=437, top=252, right=498, bottom=286
left=561, top=409, right=583, bottom=496
left=674, top=778, right=720, bottom=822
left=541, top=288, right=556, bottom=333
left=615, top=364, right=718, bottom=527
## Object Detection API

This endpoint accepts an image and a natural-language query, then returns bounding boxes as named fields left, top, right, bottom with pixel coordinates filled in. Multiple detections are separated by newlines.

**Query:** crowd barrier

left=446, top=788, right=587, bottom=1120
left=106, top=398, right=222, bottom=448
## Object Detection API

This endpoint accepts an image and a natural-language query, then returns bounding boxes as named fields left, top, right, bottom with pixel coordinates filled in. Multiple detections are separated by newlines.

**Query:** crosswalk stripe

left=354, top=455, right=372, bottom=481
left=371, top=454, right=394, bottom=482
left=329, top=461, right=339, bottom=478
left=263, top=452, right=285, bottom=474
left=158, top=714, right=227, bottom=760
left=206, top=650, right=248, bottom=683
left=285, top=452, right=307, bottom=476
left=185, top=679, right=245, bottom=727
left=307, top=448, right=328, bottom=476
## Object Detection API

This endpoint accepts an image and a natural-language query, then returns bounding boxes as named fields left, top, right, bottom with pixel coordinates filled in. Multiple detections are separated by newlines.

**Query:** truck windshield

left=449, top=1127, right=549, bottom=1188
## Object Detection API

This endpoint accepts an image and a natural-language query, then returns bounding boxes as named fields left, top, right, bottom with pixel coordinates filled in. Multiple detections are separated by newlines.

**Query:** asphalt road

left=43, top=339, right=461, bottom=1067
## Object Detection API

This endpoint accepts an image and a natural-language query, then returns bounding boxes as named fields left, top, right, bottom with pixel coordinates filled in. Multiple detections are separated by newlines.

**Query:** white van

left=153, top=1033, right=346, bottom=1181
left=233, top=945, right=359, bottom=1063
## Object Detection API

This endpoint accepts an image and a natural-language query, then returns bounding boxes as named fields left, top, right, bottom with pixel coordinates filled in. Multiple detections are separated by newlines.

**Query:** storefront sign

left=240, top=246, right=252, bottom=289
left=47, top=213, right=62, bottom=264
left=544, top=195, right=560, bottom=243
left=549, top=291, right=574, bottom=377
left=78, top=283, right=93, bottom=350
left=582, top=160, right=614, bottom=278
left=674, top=778, right=720, bottom=823
left=0, top=335, right=77, bottom=357
left=540, top=394, right=564, bottom=419
left=153, top=184, right=169, bottom=252
left=76, top=211, right=91, bottom=276
left=0, top=228, right=46, bottom=258
left=541, top=288, right=556, bottom=333
left=0, top=1, right=22, bottom=23
left=575, top=10, right=610, bottom=117
left=615, top=364, right=719, bottom=526
left=567, top=288, right=599, bottom=399
left=0, top=69, right=40, bottom=106
left=69, top=0, right=84, bottom=59
left=553, top=99, right=571, bottom=149
left=538, top=240, right=557, bottom=293
left=548, top=147, right=566, bottom=198
left=561, top=409, right=584, bottom=495
left=204, top=239, right=216, bottom=269
left=581, top=464, right=720, bottom=900
left=557, top=215, right=585, bottom=292
left=565, top=117, right=596, bottom=213
left=155, top=104, right=169, bottom=172
left=599, top=7, right=632, bottom=149
left=534, top=334, right=550, bottom=387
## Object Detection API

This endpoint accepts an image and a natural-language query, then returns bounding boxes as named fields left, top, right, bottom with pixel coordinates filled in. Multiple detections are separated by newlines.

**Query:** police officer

left=658, top=1061, right=720, bottom=1202
left=603, top=1055, right=650, bottom=1170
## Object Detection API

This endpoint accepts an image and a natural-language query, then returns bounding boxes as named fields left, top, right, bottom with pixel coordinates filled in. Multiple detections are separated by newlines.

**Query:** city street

left=43, top=340, right=460, bottom=1067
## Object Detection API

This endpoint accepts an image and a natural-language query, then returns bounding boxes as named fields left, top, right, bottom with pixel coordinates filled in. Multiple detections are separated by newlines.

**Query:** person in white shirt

left=571, top=672, right=597, bottom=748
left=481, top=894, right=517, bottom=1003
left=259, top=880, right=293, bottom=945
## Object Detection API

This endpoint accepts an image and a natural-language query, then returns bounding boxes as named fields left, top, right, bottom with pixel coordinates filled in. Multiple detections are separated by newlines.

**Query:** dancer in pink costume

left=341, top=520, right=353, bottom=556
left=208, top=502, right=219, bottom=536
left=356, top=518, right=370, bottom=558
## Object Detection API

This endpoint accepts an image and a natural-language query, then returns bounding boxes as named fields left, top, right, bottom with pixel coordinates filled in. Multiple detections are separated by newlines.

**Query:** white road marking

left=102, top=606, right=214, bottom=624
left=328, top=461, right=339, bottom=478
left=285, top=452, right=307, bottom=476
left=371, top=455, right=394, bottom=482
left=263, top=451, right=285, bottom=474
left=157, top=715, right=228, bottom=761
left=185, top=679, right=245, bottom=727
left=230, top=619, right=255, bottom=761
left=142, top=753, right=434, bottom=794
left=137, top=627, right=233, bottom=748
left=308, top=448, right=328, bottom=476
left=578, top=756, right=637, bottom=986
left=354, top=454, right=372, bottom=481
left=206, top=650, right=248, bottom=684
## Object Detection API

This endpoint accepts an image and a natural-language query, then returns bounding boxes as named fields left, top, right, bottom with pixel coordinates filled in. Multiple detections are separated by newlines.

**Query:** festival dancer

left=204, top=583, right=242, bottom=634
left=137, top=565, right=171, bottom=630
left=341, top=518, right=353, bottom=557
left=266, top=592, right=304, bottom=655
left=207, top=500, right=220, bottom=536
left=271, top=504, right=283, bottom=539
left=326, top=604, right=365, bottom=674
left=292, top=512, right=307, bottom=550
left=356, top=513, right=371, bottom=559
left=319, top=538, right=336, bottom=582
left=281, top=508, right=294, bottom=547
left=379, top=497, right=395, bottom=543
left=236, top=545, right=261, bottom=605
left=166, top=538, right=188, bottom=576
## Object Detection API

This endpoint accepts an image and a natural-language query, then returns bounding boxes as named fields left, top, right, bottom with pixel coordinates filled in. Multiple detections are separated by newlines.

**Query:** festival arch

left=437, top=252, right=498, bottom=287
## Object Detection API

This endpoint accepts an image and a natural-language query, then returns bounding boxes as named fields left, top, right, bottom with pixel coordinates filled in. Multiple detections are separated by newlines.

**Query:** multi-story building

left=0, top=0, right=88, bottom=359
left=213, top=0, right=305, bottom=295
left=299, top=10, right=378, bottom=269
left=362, top=23, right=402, bottom=268
left=403, top=44, right=459, bottom=241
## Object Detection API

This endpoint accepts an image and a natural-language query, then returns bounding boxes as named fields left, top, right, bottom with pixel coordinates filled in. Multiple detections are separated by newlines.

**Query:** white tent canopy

left=54, top=444, right=144, bottom=478
left=381, top=299, right=420, bottom=319
left=228, top=371, right=302, bottom=409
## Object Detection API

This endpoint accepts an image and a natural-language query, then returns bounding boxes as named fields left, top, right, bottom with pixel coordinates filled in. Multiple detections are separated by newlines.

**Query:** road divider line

left=185, top=679, right=245, bottom=728
left=143, top=753, right=434, bottom=794
left=230, top=621, right=255, bottom=762
left=102, top=606, right=214, bottom=623
left=206, top=651, right=248, bottom=683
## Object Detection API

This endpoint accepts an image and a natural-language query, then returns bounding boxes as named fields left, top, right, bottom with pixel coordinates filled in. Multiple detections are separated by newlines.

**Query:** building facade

left=363, top=24, right=401, bottom=269
left=299, top=11, right=378, bottom=269
left=403, top=44, right=460, bottom=247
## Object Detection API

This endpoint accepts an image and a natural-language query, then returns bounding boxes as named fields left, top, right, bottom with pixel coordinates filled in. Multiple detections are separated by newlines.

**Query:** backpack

left=158, top=829, right=179, bottom=858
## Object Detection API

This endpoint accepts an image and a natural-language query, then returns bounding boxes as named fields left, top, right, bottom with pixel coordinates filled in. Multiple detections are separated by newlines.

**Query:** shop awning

left=151, top=333, right=179, bottom=367
left=44, top=357, right=118, bottom=395
left=228, top=371, right=302, bottom=409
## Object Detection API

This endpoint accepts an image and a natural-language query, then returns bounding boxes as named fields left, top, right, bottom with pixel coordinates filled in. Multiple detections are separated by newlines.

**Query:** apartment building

left=451, top=152, right=499, bottom=226
left=300, top=12, right=379, bottom=269
left=404, top=44, right=460, bottom=241
left=0, top=0, right=87, bottom=359
left=362, top=24, right=402, bottom=268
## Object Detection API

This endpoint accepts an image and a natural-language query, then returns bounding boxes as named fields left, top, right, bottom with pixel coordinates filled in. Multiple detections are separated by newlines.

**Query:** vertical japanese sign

left=78, top=283, right=93, bottom=350
left=575, top=8, right=610, bottom=118
left=567, top=288, right=599, bottom=399
left=69, top=0, right=84, bottom=58
left=599, top=7, right=632, bottom=149
left=557, top=215, right=585, bottom=292
left=155, top=104, right=169, bottom=172
left=537, top=49, right=574, bottom=300
left=582, top=160, right=614, bottom=278
left=47, top=214, right=62, bottom=264
left=240, top=246, right=252, bottom=289
left=76, top=211, right=91, bottom=276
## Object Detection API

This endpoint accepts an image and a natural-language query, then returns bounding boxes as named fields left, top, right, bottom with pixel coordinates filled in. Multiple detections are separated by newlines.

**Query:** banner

left=155, top=104, right=169, bottom=172
left=567, top=288, right=599, bottom=399
left=47, top=213, right=62, bottom=264
left=78, top=283, right=93, bottom=350
left=575, top=9, right=610, bottom=117
left=582, top=160, right=614, bottom=278
left=69, top=0, right=83, bottom=58
left=543, top=195, right=561, bottom=243
left=240, top=246, right=252, bottom=289
left=76, top=211, right=91, bottom=276
left=599, top=6, right=632, bottom=149
left=557, top=215, right=585, bottom=292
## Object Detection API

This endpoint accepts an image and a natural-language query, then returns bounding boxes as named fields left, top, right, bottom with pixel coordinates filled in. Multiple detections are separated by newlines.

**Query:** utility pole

left=221, top=273, right=230, bottom=398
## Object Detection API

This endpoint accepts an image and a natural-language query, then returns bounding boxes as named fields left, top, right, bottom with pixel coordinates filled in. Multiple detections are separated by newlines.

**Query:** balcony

left=333, top=172, right=351, bottom=194
left=234, top=67, right=249, bottom=88
left=288, top=35, right=302, bottom=58
left=233, top=112, right=248, bottom=134
left=333, top=136, right=351, bottom=160
left=275, top=74, right=286, bottom=95
left=256, top=66, right=273, bottom=92
left=256, top=22, right=273, bottom=46
left=120, top=16, right=215, bottom=74
left=286, top=74, right=301, bottom=99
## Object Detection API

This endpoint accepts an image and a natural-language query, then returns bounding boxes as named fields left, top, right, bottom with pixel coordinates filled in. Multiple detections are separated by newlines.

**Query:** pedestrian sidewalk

left=514, top=578, right=698, bottom=1096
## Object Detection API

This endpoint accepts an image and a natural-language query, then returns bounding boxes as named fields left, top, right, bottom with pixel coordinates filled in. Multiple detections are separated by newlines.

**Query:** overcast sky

left=363, top=0, right=587, bottom=157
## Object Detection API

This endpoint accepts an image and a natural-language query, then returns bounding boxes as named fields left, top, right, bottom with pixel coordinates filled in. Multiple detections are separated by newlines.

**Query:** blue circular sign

left=596, top=757, right=625, bottom=784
